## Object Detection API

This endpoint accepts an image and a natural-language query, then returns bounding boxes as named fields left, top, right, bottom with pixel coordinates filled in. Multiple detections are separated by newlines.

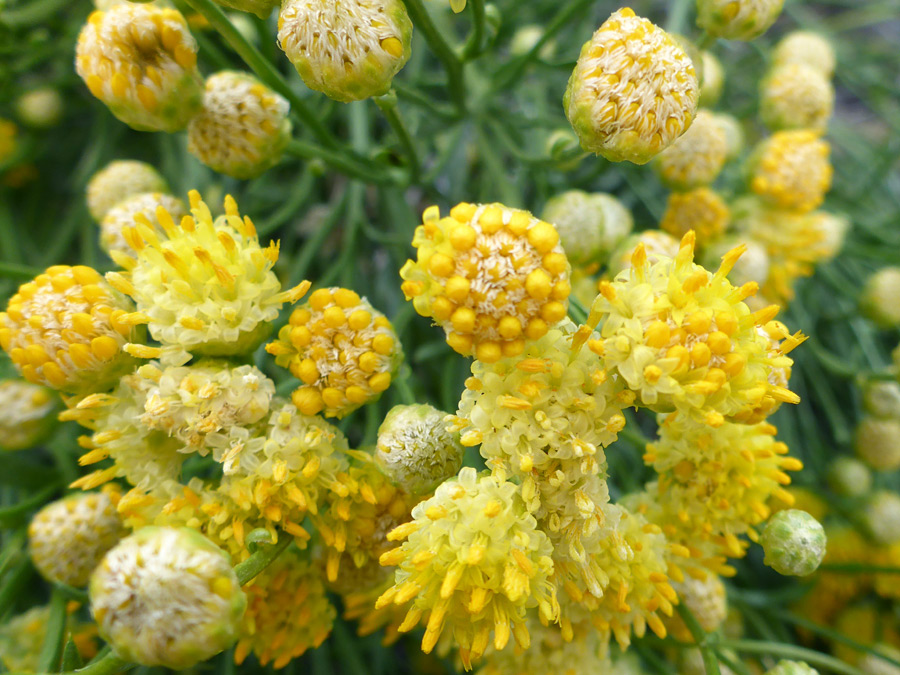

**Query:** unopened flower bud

left=765, top=662, right=820, bottom=675
left=863, top=380, right=900, bottom=420
left=773, top=31, right=835, bottom=78
left=808, top=211, right=849, bottom=261
left=863, top=491, right=900, bottom=545
left=858, top=645, right=900, bottom=675
left=15, top=88, right=63, bottom=129
left=861, top=267, right=900, bottom=329
left=608, top=229, right=680, bottom=276
left=90, top=526, right=246, bottom=669
left=375, top=404, right=464, bottom=495
left=761, top=509, right=826, bottom=576
left=749, top=130, right=832, bottom=213
left=0, top=380, right=57, bottom=450
left=855, top=416, right=900, bottom=471
left=100, top=192, right=187, bottom=257
left=661, top=187, right=730, bottom=243
left=760, top=64, right=834, bottom=132
left=696, top=0, right=784, bottom=41
left=542, top=190, right=624, bottom=265
left=827, top=457, right=872, bottom=498
left=86, top=160, right=169, bottom=222
left=666, top=571, right=727, bottom=642
left=655, top=110, right=728, bottom=189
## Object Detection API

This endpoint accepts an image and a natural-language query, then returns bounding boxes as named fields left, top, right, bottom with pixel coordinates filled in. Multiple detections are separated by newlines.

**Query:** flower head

left=761, top=509, right=826, bottom=576
left=827, top=456, right=873, bottom=498
left=377, top=468, right=557, bottom=668
left=235, top=549, right=335, bottom=668
left=855, top=416, right=900, bottom=471
left=807, top=210, right=849, bottom=261
left=581, top=233, right=805, bottom=426
left=863, top=380, right=900, bottom=420
left=100, top=192, right=186, bottom=257
left=0, top=379, right=57, bottom=450
left=16, top=88, right=63, bottom=129
left=267, top=287, right=400, bottom=418
left=863, top=491, right=900, bottom=546
left=0, top=265, right=142, bottom=393
left=277, top=0, right=412, bottom=102
left=541, top=191, right=634, bottom=267
left=701, top=237, right=769, bottom=289
left=106, top=191, right=309, bottom=359
left=375, top=403, right=464, bottom=496
left=861, top=267, right=900, bottom=329
left=188, top=71, right=291, bottom=180
left=760, top=64, right=834, bottom=132
left=749, top=130, right=832, bottom=213
left=75, top=4, right=203, bottom=132
left=654, top=110, right=728, bottom=189
left=0, top=606, right=99, bottom=673
left=29, top=488, right=126, bottom=587
left=86, top=160, right=169, bottom=222
left=400, top=203, right=570, bottom=363
left=712, top=112, right=745, bottom=159
left=564, top=8, right=699, bottom=164
left=90, top=526, right=246, bottom=669
left=660, top=187, right=730, bottom=243
left=696, top=0, right=784, bottom=41
left=773, top=31, right=835, bottom=77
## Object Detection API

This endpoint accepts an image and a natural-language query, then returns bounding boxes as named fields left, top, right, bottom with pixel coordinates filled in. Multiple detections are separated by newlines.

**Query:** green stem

left=0, top=556, right=32, bottom=620
left=288, top=190, right=349, bottom=286
left=285, top=140, right=399, bottom=185
left=0, top=483, right=61, bottom=528
left=0, top=0, right=70, bottom=27
left=395, top=372, right=417, bottom=405
left=179, top=0, right=336, bottom=147
left=402, top=0, right=467, bottom=111
left=233, top=531, right=292, bottom=585
left=719, top=639, right=868, bottom=675
left=375, top=92, right=421, bottom=178
left=37, top=588, right=67, bottom=672
left=777, top=610, right=900, bottom=670
left=696, top=32, right=716, bottom=50
left=0, top=261, right=43, bottom=279
left=819, top=562, right=900, bottom=574
left=674, top=603, right=721, bottom=675
left=666, top=0, right=693, bottom=34
left=462, top=0, right=486, bottom=59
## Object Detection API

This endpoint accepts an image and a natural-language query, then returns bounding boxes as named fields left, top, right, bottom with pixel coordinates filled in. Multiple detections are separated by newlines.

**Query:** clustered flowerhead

left=100, top=192, right=187, bottom=257
left=188, top=71, right=291, bottom=179
left=29, top=489, right=126, bottom=587
left=267, top=287, right=400, bottom=417
left=106, top=191, right=309, bottom=360
left=749, top=130, right=832, bottom=213
left=654, top=110, right=728, bottom=189
left=277, top=0, right=412, bottom=102
left=378, top=468, right=557, bottom=668
left=0, top=379, right=57, bottom=450
left=696, top=0, right=785, bottom=41
left=90, top=526, right=246, bottom=669
left=564, top=8, right=699, bottom=164
left=75, top=3, right=203, bottom=132
left=400, top=203, right=570, bottom=363
left=0, top=265, right=142, bottom=393
left=760, top=64, right=833, bottom=132
left=699, top=50, right=725, bottom=107
left=86, top=160, right=169, bottom=222
left=660, top=187, right=730, bottom=243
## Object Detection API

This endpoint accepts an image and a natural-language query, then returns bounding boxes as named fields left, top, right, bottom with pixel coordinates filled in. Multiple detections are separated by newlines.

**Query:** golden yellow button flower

left=267, top=287, right=401, bottom=418
left=660, top=187, right=730, bottom=243
left=0, top=265, right=142, bottom=394
left=749, top=130, right=832, bottom=213
left=760, top=64, right=834, bottom=132
left=75, top=3, right=203, bottom=132
left=401, top=203, right=571, bottom=363
left=564, top=8, right=699, bottom=164
left=654, top=110, right=728, bottom=190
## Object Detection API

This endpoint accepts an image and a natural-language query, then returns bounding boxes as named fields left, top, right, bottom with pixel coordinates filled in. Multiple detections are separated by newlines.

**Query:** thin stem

left=375, top=92, right=421, bottom=178
left=0, top=482, right=61, bottom=527
left=285, top=140, right=399, bottom=185
left=37, top=588, right=68, bottom=672
left=402, top=0, right=467, bottom=111
left=233, top=531, right=292, bottom=585
left=674, top=603, right=721, bottom=675
left=462, top=0, right=486, bottom=60
left=719, top=639, right=868, bottom=675
left=666, top=0, right=693, bottom=34
left=777, top=610, right=900, bottom=670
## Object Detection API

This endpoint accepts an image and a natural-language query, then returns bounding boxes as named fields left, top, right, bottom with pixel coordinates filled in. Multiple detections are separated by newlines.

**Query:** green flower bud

left=761, top=509, right=826, bottom=576
left=863, top=381, right=900, bottom=420
left=863, top=491, right=900, bottom=545
left=542, top=190, right=633, bottom=266
left=90, top=526, right=246, bottom=669
left=861, top=267, right=900, bottom=328
left=827, top=456, right=873, bottom=498
left=0, top=379, right=58, bottom=450
left=375, top=403, right=464, bottom=495
left=696, top=0, right=784, bottom=41
left=765, top=661, right=820, bottom=675
left=855, top=416, right=900, bottom=471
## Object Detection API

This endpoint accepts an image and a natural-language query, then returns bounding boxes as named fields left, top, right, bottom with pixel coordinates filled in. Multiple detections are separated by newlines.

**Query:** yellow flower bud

left=749, top=130, right=832, bottom=213
left=697, top=0, right=784, bottom=41
left=86, top=160, right=169, bottom=222
left=655, top=110, right=728, bottom=189
left=773, top=31, right=835, bottom=78
left=100, top=192, right=186, bottom=257
left=760, top=64, right=834, bottom=132
left=661, top=187, right=730, bottom=243
left=0, top=379, right=58, bottom=450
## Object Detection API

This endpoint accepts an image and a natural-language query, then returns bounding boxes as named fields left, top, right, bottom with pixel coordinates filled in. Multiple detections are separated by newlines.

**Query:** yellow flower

left=339, top=575, right=408, bottom=645
left=696, top=0, right=784, bottom=41
left=267, top=287, right=400, bottom=418
left=564, top=8, right=699, bottom=164
left=235, top=549, right=335, bottom=668
left=773, top=31, right=836, bottom=78
left=0, top=265, right=142, bottom=394
left=660, top=187, right=730, bottom=243
left=277, top=0, right=412, bottom=102
left=608, top=230, right=680, bottom=277
left=541, top=190, right=634, bottom=266
left=749, top=130, right=832, bottom=213
left=580, top=233, right=805, bottom=427
left=29, top=488, right=126, bottom=587
left=760, top=64, right=834, bottom=132
left=106, top=191, right=309, bottom=359
left=75, top=4, right=203, bottom=132
left=0, top=379, right=57, bottom=450
left=100, top=192, right=186, bottom=257
left=400, top=203, right=570, bottom=363
left=188, top=71, right=291, bottom=179
left=86, top=160, right=169, bottom=222
left=377, top=468, right=557, bottom=668
left=654, top=110, right=728, bottom=190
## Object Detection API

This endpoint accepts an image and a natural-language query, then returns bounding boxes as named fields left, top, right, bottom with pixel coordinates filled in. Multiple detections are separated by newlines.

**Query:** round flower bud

left=827, top=457, right=873, bottom=498
left=765, top=662, right=820, bottom=675
left=564, top=8, right=699, bottom=164
left=864, top=381, right=900, bottom=420
left=106, top=191, right=309, bottom=359
left=712, top=112, right=745, bottom=159
left=541, top=191, right=633, bottom=266
left=749, top=130, right=832, bottom=213
left=400, top=203, right=571, bottom=363
left=29, top=490, right=126, bottom=587
left=773, top=31, right=835, bottom=78
left=696, top=0, right=784, bottom=41
left=655, top=110, right=728, bottom=189
left=702, top=236, right=770, bottom=287
left=863, top=491, right=900, bottom=545
left=608, top=229, right=680, bottom=276
left=100, top=192, right=187, bottom=257
left=267, top=287, right=401, bottom=418
left=592, top=193, right=635, bottom=254
left=0, top=379, right=57, bottom=450
left=760, top=64, right=834, bottom=132
left=509, top=25, right=555, bottom=59
left=665, top=571, right=727, bottom=642
left=699, top=50, right=725, bottom=107
left=86, top=160, right=169, bottom=222
left=0, top=265, right=142, bottom=394
left=855, top=416, right=900, bottom=470
left=761, top=509, right=826, bottom=576
left=75, top=4, right=203, bottom=132
left=90, top=526, right=246, bottom=669
left=277, top=0, right=412, bottom=102
left=375, top=404, right=464, bottom=496
left=188, top=71, right=291, bottom=180
left=661, top=187, right=730, bottom=243
left=808, top=211, right=849, bottom=261
left=15, top=88, right=63, bottom=129
left=861, top=267, right=900, bottom=328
